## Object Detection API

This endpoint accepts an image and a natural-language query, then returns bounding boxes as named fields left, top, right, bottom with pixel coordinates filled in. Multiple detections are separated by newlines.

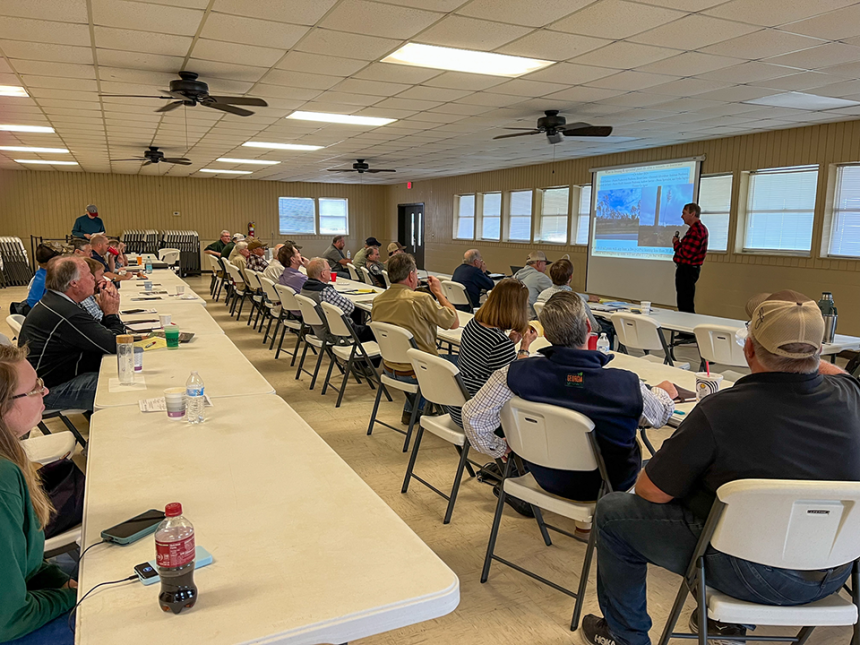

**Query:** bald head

left=464, top=249, right=482, bottom=266
left=307, top=257, right=330, bottom=281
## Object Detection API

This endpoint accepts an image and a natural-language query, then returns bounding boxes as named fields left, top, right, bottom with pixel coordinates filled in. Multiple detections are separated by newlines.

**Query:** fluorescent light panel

left=0, top=124, right=54, bottom=133
left=200, top=168, right=252, bottom=174
left=216, top=157, right=280, bottom=165
left=242, top=141, right=324, bottom=151
left=286, top=111, right=396, bottom=127
left=0, top=86, right=28, bottom=97
left=744, top=91, right=860, bottom=110
left=382, top=43, right=553, bottom=77
left=0, top=146, right=68, bottom=153
left=15, top=159, right=77, bottom=165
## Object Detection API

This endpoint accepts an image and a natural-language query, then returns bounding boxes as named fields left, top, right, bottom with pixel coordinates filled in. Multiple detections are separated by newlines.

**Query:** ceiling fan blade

left=563, top=125, right=613, bottom=137
left=163, top=158, right=192, bottom=165
left=99, top=94, right=173, bottom=99
left=502, top=127, right=542, bottom=131
left=208, top=96, right=268, bottom=107
left=493, top=131, right=543, bottom=140
left=366, top=169, right=397, bottom=173
left=155, top=101, right=184, bottom=113
left=141, top=160, right=153, bottom=166
left=204, top=102, right=254, bottom=117
left=327, top=169, right=357, bottom=172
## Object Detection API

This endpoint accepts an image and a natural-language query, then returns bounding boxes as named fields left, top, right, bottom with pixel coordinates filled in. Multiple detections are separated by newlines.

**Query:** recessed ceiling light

left=744, top=91, right=860, bottom=110
left=0, top=86, right=29, bottom=97
left=286, top=111, right=396, bottom=127
left=199, top=169, right=253, bottom=175
left=242, top=141, right=325, bottom=151
left=14, top=159, right=77, bottom=165
left=216, top=157, right=280, bottom=165
left=0, top=124, right=54, bottom=133
left=382, top=43, right=554, bottom=77
left=0, top=146, right=69, bottom=153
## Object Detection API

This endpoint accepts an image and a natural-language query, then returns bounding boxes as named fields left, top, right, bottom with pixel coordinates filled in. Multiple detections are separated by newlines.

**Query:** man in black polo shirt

left=581, top=290, right=860, bottom=645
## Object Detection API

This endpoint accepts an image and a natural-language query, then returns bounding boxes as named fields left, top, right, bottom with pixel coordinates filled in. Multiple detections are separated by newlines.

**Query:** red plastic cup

left=587, top=333, right=598, bottom=350
left=330, top=271, right=337, bottom=283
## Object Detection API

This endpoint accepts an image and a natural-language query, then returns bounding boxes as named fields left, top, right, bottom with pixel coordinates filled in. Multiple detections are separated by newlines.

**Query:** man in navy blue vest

left=462, top=291, right=676, bottom=537
left=451, top=249, right=495, bottom=312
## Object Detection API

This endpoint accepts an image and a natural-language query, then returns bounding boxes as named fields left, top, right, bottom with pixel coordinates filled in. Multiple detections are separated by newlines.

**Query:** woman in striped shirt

left=449, top=278, right=537, bottom=427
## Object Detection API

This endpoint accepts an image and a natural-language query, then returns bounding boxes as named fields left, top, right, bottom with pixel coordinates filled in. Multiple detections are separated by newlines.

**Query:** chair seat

left=420, top=413, right=466, bottom=447
left=503, top=472, right=595, bottom=522
left=43, top=408, right=86, bottom=416
left=281, top=318, right=302, bottom=330
left=707, top=587, right=858, bottom=627
left=332, top=341, right=380, bottom=360
left=22, top=432, right=76, bottom=464
left=380, top=373, right=419, bottom=394
left=306, top=335, right=324, bottom=348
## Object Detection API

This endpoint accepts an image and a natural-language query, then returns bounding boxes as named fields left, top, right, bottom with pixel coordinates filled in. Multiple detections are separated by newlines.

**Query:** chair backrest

left=441, top=280, right=471, bottom=307
left=245, top=269, right=262, bottom=291
left=694, top=324, right=747, bottom=367
left=158, top=248, right=180, bottom=264
left=500, top=396, right=600, bottom=472
left=527, top=336, right=551, bottom=353
left=711, top=479, right=860, bottom=570
left=359, top=266, right=373, bottom=285
left=320, top=302, right=354, bottom=339
left=406, top=348, right=469, bottom=406
left=533, top=301, right=545, bottom=317
left=294, top=294, right=324, bottom=326
left=274, top=284, right=300, bottom=312
left=0, top=332, right=11, bottom=346
left=611, top=312, right=664, bottom=352
left=381, top=270, right=392, bottom=288
left=259, top=276, right=280, bottom=302
left=6, top=314, right=24, bottom=335
left=224, top=262, right=243, bottom=287
left=347, top=263, right=360, bottom=281
left=369, top=322, right=417, bottom=364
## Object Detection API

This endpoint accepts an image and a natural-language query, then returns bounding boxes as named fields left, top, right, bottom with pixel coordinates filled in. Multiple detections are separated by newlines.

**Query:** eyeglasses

left=12, top=377, right=46, bottom=400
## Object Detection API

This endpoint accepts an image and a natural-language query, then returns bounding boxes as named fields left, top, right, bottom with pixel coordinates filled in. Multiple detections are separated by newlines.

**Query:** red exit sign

left=407, top=181, right=412, bottom=189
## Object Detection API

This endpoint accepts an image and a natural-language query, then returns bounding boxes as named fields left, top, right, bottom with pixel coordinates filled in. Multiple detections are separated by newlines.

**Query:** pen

left=144, top=340, right=157, bottom=349
left=673, top=410, right=686, bottom=416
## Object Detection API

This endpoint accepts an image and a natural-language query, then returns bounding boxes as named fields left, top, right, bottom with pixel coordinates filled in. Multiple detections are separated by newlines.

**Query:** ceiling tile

left=320, top=0, right=442, bottom=39
left=415, top=15, right=532, bottom=50
left=631, top=15, right=760, bottom=49
left=703, top=0, right=858, bottom=27
left=91, top=0, right=204, bottom=36
left=310, top=91, right=383, bottom=107
left=2, top=42, right=94, bottom=65
left=748, top=71, right=836, bottom=91
left=456, top=0, right=596, bottom=28
left=0, top=17, right=91, bottom=45
left=211, top=0, right=338, bottom=25
left=694, top=85, right=780, bottom=102
left=191, top=39, right=286, bottom=68
left=550, top=0, right=685, bottom=40
left=295, top=29, right=401, bottom=61
left=645, top=77, right=731, bottom=96
left=542, top=86, right=627, bottom=102
left=635, top=52, right=743, bottom=76
left=521, top=62, right=617, bottom=85
left=487, top=79, right=570, bottom=97
left=187, top=59, right=269, bottom=82
left=587, top=70, right=678, bottom=91
left=93, top=27, right=191, bottom=57
left=700, top=29, right=826, bottom=60
left=396, top=86, right=472, bottom=101
left=95, top=49, right=184, bottom=72
left=763, top=43, right=860, bottom=70
left=378, top=0, right=468, bottom=10
left=570, top=42, right=679, bottom=69
left=199, top=13, right=309, bottom=50
left=332, top=78, right=413, bottom=97
left=10, top=60, right=96, bottom=80
left=351, top=62, right=437, bottom=84
left=0, top=0, right=88, bottom=22
left=368, top=97, right=445, bottom=111
left=598, top=91, right=680, bottom=108
left=428, top=102, right=489, bottom=116
left=421, top=71, right=508, bottom=90
left=697, top=61, right=800, bottom=84
left=496, top=31, right=609, bottom=61
left=780, top=4, right=860, bottom=40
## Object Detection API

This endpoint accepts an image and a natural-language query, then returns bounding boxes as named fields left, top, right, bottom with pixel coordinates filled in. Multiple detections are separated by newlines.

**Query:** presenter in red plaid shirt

left=672, top=203, right=708, bottom=313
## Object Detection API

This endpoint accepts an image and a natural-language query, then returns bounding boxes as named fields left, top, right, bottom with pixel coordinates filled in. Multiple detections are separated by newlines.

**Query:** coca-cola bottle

left=155, top=502, right=198, bottom=614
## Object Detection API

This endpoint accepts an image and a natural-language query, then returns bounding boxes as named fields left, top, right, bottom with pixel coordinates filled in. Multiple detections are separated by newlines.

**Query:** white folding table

left=76, top=395, right=460, bottom=645
left=121, top=301, right=225, bottom=337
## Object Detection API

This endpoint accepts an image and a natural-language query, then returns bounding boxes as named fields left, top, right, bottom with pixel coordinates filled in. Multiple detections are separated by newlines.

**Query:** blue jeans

left=6, top=616, right=74, bottom=645
left=384, top=353, right=458, bottom=413
left=42, top=372, right=99, bottom=412
left=595, top=492, right=851, bottom=645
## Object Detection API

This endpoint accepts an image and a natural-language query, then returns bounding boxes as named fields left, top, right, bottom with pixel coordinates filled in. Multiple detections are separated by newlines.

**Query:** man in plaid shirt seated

left=672, top=203, right=708, bottom=313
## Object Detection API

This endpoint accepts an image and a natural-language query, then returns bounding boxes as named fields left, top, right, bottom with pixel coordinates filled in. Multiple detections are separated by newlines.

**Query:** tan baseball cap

left=247, top=239, right=267, bottom=251
left=744, top=293, right=770, bottom=318
left=748, top=290, right=824, bottom=358
left=526, top=250, right=552, bottom=264
left=387, top=241, right=404, bottom=255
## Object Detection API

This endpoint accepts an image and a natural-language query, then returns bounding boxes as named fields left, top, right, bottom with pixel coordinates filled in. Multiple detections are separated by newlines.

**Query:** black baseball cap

left=365, top=237, right=381, bottom=247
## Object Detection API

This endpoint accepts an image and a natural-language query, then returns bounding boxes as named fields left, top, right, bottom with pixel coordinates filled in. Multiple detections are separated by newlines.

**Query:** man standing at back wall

left=672, top=203, right=708, bottom=314
left=72, top=204, right=105, bottom=240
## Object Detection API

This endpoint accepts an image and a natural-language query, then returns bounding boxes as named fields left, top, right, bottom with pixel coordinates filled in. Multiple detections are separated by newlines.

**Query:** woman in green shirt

left=0, top=345, right=76, bottom=644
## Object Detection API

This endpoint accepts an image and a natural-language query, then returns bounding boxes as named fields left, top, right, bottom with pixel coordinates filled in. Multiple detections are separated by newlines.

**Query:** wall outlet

left=172, top=211, right=180, bottom=217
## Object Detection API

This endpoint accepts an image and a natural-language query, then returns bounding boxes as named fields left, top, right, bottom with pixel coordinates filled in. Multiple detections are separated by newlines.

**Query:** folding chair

left=381, top=270, right=392, bottom=288
left=441, top=280, right=475, bottom=311
left=293, top=294, right=330, bottom=390
left=258, top=276, right=282, bottom=345
left=158, top=248, right=181, bottom=266
left=658, top=479, right=860, bottom=645
left=402, top=348, right=479, bottom=524
left=481, top=396, right=611, bottom=631
left=244, top=270, right=265, bottom=329
left=224, top=262, right=248, bottom=320
left=347, top=263, right=361, bottom=282
left=0, top=332, right=11, bottom=346
left=533, top=301, right=545, bottom=317
left=367, top=322, right=421, bottom=452
left=359, top=266, right=375, bottom=287
left=273, top=284, right=304, bottom=361
left=39, top=409, right=88, bottom=450
left=6, top=313, right=24, bottom=338
left=320, top=302, right=386, bottom=408
left=611, top=312, right=689, bottom=369
left=693, top=324, right=748, bottom=381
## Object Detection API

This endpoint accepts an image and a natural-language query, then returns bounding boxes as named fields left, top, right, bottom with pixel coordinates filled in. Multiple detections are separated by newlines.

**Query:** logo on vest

left=566, top=372, right=584, bottom=388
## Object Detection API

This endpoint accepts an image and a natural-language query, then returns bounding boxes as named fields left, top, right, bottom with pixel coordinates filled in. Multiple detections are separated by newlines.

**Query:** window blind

left=508, top=190, right=533, bottom=241
left=699, top=174, right=732, bottom=252
left=481, top=193, right=501, bottom=240
left=536, top=187, right=569, bottom=243
left=319, top=198, right=348, bottom=235
left=279, top=197, right=315, bottom=235
left=829, top=165, right=860, bottom=258
left=455, top=194, right=475, bottom=239
left=575, top=185, right=592, bottom=245
left=744, top=167, right=818, bottom=252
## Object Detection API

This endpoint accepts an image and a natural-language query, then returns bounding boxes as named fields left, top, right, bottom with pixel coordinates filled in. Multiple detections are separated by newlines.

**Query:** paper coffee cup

left=695, top=373, right=723, bottom=401
left=159, top=314, right=172, bottom=328
left=143, top=281, right=153, bottom=291
left=164, top=387, right=186, bottom=420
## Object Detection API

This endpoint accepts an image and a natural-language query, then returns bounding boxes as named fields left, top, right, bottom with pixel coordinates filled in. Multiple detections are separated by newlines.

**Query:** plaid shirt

left=673, top=220, right=708, bottom=266
left=247, top=253, right=269, bottom=272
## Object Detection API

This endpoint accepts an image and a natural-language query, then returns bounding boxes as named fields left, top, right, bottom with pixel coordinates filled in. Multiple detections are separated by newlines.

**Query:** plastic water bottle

left=145, top=261, right=152, bottom=274
left=116, top=335, right=135, bottom=384
left=155, top=503, right=197, bottom=614
left=346, top=250, right=351, bottom=259
left=185, top=371, right=205, bottom=424
left=597, top=333, right=610, bottom=354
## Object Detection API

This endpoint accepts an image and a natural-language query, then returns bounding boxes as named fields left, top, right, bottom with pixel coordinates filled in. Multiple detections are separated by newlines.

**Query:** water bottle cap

left=165, top=502, right=182, bottom=517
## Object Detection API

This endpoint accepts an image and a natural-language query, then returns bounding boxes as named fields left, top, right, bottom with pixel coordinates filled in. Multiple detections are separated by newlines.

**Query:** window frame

left=278, top=196, right=349, bottom=236
left=453, top=193, right=476, bottom=240
left=698, top=173, right=733, bottom=254
left=572, top=184, right=592, bottom=246
left=278, top=196, right=317, bottom=236
left=318, top=197, right=349, bottom=236
left=505, top=189, right=534, bottom=243
left=535, top=186, right=570, bottom=244
left=479, top=191, right=502, bottom=241
left=825, top=163, right=860, bottom=259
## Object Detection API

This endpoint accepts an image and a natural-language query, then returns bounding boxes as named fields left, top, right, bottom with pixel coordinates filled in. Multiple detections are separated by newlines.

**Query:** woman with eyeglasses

left=0, top=345, right=76, bottom=645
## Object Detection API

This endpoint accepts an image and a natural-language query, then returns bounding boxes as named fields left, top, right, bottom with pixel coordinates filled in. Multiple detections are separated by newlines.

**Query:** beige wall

left=0, top=170, right=388, bottom=260
left=385, top=121, right=860, bottom=336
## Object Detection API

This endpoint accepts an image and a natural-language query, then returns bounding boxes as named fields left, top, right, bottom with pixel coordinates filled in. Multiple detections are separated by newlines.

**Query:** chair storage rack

left=0, top=237, right=34, bottom=287
left=162, top=230, right=200, bottom=277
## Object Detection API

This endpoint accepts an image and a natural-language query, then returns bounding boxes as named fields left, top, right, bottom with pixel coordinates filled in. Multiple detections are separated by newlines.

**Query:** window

left=744, top=166, right=818, bottom=253
left=507, top=190, right=533, bottom=242
left=279, top=197, right=315, bottom=235
left=318, top=198, right=348, bottom=235
left=574, top=184, right=592, bottom=245
left=536, top=187, right=569, bottom=243
left=454, top=194, right=475, bottom=240
left=699, top=174, right=732, bottom=252
left=829, top=165, right=860, bottom=257
left=481, top=192, right=501, bottom=240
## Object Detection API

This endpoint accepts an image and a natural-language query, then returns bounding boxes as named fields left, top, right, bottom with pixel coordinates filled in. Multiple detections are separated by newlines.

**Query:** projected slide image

left=637, top=183, right=694, bottom=248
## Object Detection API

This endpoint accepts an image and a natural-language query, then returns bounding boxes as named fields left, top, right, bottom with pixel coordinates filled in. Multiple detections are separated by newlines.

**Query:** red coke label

left=156, top=535, right=195, bottom=568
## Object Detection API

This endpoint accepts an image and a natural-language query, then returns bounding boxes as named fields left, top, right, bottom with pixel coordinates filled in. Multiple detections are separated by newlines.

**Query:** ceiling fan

left=327, top=159, right=396, bottom=174
left=99, top=71, right=268, bottom=117
left=112, top=146, right=191, bottom=166
left=494, top=110, right=613, bottom=144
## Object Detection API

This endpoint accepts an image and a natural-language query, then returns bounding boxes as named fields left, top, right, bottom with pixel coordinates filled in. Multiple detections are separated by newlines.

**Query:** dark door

left=397, top=203, right=425, bottom=269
